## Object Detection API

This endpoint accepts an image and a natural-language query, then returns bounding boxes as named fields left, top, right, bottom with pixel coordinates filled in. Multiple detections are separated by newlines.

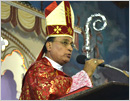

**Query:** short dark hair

left=43, top=37, right=55, bottom=53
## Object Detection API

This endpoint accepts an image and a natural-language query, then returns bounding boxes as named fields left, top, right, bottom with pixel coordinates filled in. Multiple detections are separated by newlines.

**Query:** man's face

left=48, top=36, right=74, bottom=65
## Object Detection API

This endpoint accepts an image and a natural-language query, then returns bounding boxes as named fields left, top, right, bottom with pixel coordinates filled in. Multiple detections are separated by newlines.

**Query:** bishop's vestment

left=20, top=57, right=92, bottom=100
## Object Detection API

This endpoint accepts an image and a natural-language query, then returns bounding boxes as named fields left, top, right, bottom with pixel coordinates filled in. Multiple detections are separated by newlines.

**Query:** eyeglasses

left=53, top=40, right=75, bottom=48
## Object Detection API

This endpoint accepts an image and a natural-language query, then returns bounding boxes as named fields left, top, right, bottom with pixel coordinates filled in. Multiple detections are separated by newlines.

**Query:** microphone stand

left=104, top=64, right=129, bottom=78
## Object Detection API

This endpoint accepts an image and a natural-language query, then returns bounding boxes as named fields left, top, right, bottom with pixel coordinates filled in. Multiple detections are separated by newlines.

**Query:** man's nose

left=67, top=44, right=73, bottom=52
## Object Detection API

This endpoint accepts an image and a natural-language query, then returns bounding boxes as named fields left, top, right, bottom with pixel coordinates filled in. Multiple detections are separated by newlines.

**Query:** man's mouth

left=67, top=54, right=71, bottom=58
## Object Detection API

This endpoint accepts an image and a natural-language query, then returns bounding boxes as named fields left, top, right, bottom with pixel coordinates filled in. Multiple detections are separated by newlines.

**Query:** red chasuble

left=19, top=57, right=72, bottom=100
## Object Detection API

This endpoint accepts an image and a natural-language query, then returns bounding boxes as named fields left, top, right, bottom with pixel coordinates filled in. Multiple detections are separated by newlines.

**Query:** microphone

left=76, top=55, right=129, bottom=77
left=76, top=55, right=105, bottom=67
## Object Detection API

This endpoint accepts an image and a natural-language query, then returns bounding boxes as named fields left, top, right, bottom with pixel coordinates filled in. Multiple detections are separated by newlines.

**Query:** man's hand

left=83, top=59, right=104, bottom=77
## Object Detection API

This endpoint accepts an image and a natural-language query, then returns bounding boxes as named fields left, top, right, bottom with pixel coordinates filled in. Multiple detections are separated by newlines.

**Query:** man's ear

left=46, top=42, right=52, bottom=52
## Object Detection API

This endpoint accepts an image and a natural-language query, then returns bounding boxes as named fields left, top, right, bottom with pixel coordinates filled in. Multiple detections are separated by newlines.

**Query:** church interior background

left=1, top=1, right=129, bottom=100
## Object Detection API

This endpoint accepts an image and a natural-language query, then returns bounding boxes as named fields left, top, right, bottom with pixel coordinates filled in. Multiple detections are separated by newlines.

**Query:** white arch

left=1, top=51, right=26, bottom=99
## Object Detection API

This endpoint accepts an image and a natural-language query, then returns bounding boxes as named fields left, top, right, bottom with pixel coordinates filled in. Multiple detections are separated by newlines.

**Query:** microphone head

left=76, top=55, right=86, bottom=64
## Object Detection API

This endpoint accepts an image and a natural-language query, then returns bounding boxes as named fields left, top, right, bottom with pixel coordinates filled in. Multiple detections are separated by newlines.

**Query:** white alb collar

left=45, top=56, right=63, bottom=72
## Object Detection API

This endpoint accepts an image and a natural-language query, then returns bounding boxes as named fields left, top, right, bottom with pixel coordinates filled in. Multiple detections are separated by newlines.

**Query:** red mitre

left=36, top=1, right=75, bottom=61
